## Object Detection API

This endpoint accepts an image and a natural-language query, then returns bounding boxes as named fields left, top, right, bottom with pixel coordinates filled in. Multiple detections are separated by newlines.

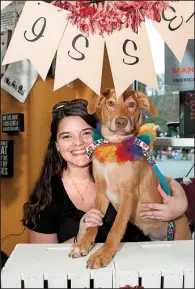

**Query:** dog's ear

left=87, top=88, right=111, bottom=114
left=135, top=91, right=158, bottom=116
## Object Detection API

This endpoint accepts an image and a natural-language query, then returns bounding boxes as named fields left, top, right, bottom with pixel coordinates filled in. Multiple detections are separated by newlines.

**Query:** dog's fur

left=70, top=89, right=191, bottom=269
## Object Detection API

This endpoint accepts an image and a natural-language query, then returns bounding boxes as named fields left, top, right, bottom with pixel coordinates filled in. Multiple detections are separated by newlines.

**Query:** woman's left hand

left=140, top=178, right=188, bottom=221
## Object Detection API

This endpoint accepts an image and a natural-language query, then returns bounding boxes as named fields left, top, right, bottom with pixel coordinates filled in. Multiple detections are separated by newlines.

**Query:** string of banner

left=1, top=1, right=194, bottom=97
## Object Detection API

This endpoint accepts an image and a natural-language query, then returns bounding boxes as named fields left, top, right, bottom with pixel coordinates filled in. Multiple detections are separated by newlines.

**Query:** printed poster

left=1, top=60, right=38, bottom=102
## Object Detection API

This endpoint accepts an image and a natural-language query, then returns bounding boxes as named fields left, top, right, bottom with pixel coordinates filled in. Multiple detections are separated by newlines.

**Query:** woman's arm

left=28, top=230, right=59, bottom=243
left=140, top=178, right=188, bottom=221
left=29, top=207, right=104, bottom=244
left=65, top=209, right=104, bottom=244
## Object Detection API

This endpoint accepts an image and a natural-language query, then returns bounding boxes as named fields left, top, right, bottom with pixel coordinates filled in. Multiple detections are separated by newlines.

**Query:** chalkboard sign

left=180, top=91, right=195, bottom=138
left=2, top=113, right=24, bottom=133
left=0, top=140, right=14, bottom=177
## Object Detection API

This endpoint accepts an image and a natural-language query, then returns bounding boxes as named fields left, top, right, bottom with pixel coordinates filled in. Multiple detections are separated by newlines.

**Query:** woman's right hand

left=77, top=209, right=104, bottom=242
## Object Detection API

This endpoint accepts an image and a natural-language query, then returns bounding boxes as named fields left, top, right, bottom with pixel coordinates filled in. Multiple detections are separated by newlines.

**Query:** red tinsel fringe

left=52, top=1, right=170, bottom=36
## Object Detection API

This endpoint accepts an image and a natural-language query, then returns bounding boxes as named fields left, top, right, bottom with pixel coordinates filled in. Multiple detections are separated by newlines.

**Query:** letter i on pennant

left=2, top=1, right=69, bottom=80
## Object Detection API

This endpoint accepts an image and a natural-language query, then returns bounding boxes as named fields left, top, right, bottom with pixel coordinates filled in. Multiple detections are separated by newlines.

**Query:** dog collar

left=86, top=123, right=153, bottom=160
left=86, top=137, right=150, bottom=159
left=86, top=138, right=108, bottom=158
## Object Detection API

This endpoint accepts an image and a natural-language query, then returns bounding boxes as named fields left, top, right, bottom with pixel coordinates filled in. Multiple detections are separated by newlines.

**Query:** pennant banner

left=54, top=23, right=105, bottom=95
left=1, top=1, right=194, bottom=99
left=105, top=22, right=158, bottom=97
left=151, top=1, right=194, bottom=63
left=2, top=1, right=69, bottom=80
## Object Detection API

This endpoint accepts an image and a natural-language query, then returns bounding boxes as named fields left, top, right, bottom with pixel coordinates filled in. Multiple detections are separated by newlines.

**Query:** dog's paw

left=69, top=240, right=94, bottom=258
left=86, top=247, right=113, bottom=269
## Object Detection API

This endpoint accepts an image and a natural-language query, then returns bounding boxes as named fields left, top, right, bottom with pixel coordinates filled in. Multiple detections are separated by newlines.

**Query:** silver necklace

left=69, top=174, right=91, bottom=201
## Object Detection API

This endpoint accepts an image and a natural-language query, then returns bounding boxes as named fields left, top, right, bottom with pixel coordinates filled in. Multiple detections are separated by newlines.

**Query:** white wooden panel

left=1, top=274, right=21, bottom=288
left=113, top=241, right=194, bottom=289
left=116, top=270, right=139, bottom=288
left=91, top=270, right=113, bottom=288
left=1, top=241, right=194, bottom=289
left=68, top=272, right=90, bottom=288
left=140, top=270, right=161, bottom=288
left=22, top=273, right=44, bottom=288
left=162, top=269, right=183, bottom=288
left=184, top=269, right=194, bottom=288
left=45, top=273, right=68, bottom=288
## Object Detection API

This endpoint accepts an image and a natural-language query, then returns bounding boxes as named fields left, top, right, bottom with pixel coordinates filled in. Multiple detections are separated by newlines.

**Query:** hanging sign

left=2, top=113, right=24, bottom=133
left=0, top=140, right=14, bottom=177
left=180, top=91, right=195, bottom=138
left=165, top=40, right=194, bottom=91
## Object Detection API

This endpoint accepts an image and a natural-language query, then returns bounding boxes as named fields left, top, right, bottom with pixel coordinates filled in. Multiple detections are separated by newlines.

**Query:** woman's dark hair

left=22, top=100, right=99, bottom=227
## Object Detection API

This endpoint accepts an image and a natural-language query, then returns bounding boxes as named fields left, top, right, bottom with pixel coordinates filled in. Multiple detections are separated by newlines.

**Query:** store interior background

left=1, top=19, right=194, bottom=257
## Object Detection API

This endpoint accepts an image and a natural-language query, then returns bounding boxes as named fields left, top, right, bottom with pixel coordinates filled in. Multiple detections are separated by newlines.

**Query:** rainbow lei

left=86, top=123, right=156, bottom=163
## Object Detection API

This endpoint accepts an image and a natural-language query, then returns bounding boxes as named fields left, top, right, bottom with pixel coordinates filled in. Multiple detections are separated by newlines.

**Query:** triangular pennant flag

left=2, top=1, right=69, bottom=80
left=105, top=22, right=158, bottom=98
left=54, top=23, right=105, bottom=95
left=151, top=1, right=194, bottom=63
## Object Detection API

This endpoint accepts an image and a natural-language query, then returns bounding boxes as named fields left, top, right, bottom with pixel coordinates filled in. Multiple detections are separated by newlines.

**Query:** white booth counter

left=1, top=240, right=194, bottom=288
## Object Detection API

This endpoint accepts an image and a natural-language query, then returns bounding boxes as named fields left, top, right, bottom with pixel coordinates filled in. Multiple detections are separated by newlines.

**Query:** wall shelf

left=155, top=137, right=194, bottom=148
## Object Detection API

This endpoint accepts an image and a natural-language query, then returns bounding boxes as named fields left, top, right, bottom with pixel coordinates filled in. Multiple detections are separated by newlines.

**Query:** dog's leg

left=87, top=189, right=133, bottom=269
left=69, top=179, right=109, bottom=258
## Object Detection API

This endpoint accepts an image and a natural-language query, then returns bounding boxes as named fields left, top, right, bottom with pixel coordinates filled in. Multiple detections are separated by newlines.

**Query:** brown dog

left=70, top=89, right=191, bottom=269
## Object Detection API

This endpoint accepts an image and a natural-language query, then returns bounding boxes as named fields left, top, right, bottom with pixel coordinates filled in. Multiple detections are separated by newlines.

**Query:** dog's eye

left=128, top=102, right=136, bottom=107
left=108, top=101, right=115, bottom=107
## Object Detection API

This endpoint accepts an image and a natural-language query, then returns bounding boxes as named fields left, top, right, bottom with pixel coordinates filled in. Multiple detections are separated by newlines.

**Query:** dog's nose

left=115, top=117, right=128, bottom=129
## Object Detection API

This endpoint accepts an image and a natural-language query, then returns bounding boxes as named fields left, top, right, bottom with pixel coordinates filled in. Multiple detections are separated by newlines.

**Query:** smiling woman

left=21, top=98, right=189, bottom=247
left=21, top=99, right=150, bottom=244
left=56, top=116, right=94, bottom=168
left=22, top=99, right=100, bottom=242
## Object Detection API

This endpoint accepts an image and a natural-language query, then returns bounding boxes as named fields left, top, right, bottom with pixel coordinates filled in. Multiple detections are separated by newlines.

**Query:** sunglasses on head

left=52, top=99, right=88, bottom=115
